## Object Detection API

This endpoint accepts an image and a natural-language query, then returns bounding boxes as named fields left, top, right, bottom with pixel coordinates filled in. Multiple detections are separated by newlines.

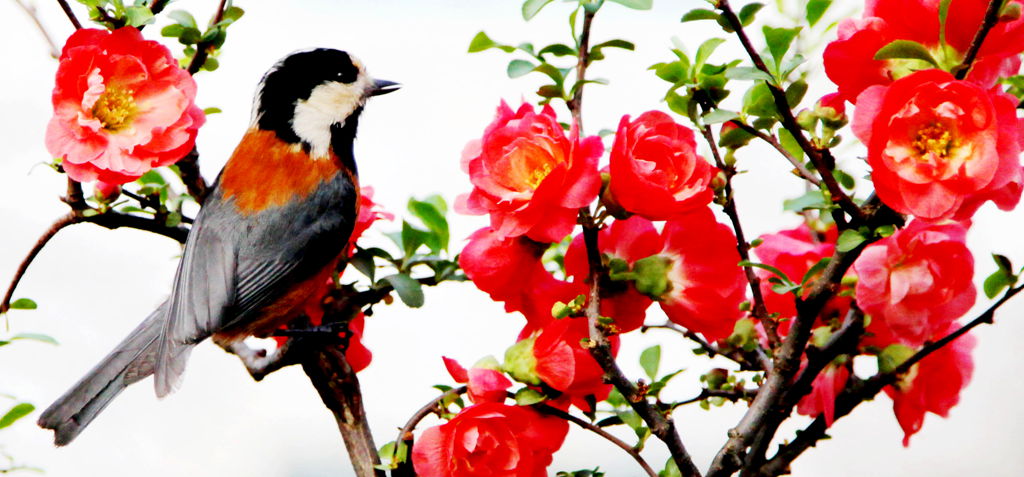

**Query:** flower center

left=92, top=87, right=137, bottom=132
left=912, top=123, right=956, bottom=161
left=526, top=162, right=554, bottom=189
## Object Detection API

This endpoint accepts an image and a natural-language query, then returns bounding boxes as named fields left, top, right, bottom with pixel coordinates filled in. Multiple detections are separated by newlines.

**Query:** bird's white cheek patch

left=291, top=77, right=371, bottom=160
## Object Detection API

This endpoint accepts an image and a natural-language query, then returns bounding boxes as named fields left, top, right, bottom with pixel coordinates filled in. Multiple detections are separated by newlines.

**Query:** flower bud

left=94, top=181, right=121, bottom=203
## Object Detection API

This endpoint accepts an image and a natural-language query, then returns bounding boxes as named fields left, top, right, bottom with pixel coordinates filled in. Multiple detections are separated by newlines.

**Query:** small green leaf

left=805, top=0, right=832, bottom=27
left=739, top=3, right=765, bottom=26
left=939, top=0, right=952, bottom=45
left=522, top=0, right=554, bottom=20
left=778, top=129, right=805, bottom=162
left=878, top=344, right=915, bottom=374
left=694, top=38, right=726, bottom=72
left=874, top=40, right=940, bottom=67
left=639, top=345, right=661, bottom=381
left=468, top=31, right=514, bottom=53
left=515, top=387, right=546, bottom=406
left=11, top=333, right=58, bottom=345
left=381, top=274, right=424, bottom=308
left=0, top=403, right=34, bottom=429
left=836, top=229, right=867, bottom=253
left=702, top=108, right=740, bottom=124
left=608, top=0, right=653, bottom=9
left=725, top=67, right=774, bottom=82
left=786, top=79, right=808, bottom=108
left=783, top=190, right=826, bottom=212
left=221, top=5, right=245, bottom=24
left=350, top=250, right=377, bottom=282
left=507, top=59, right=536, bottom=78
left=9, top=298, right=37, bottom=310
left=984, top=268, right=1014, bottom=299
left=538, top=43, right=576, bottom=57
left=834, top=169, right=856, bottom=189
left=202, top=56, right=219, bottom=72
left=408, top=198, right=449, bottom=252
left=203, top=107, right=222, bottom=115
left=161, top=23, right=185, bottom=38
left=801, top=258, right=832, bottom=285
left=125, top=6, right=154, bottom=26
left=763, top=26, right=802, bottom=66
left=738, top=260, right=793, bottom=286
left=167, top=10, right=197, bottom=29
left=681, top=9, right=720, bottom=22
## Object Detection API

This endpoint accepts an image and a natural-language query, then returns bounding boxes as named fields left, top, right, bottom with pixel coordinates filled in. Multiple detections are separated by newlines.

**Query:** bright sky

left=1, top=0, right=1023, bottom=476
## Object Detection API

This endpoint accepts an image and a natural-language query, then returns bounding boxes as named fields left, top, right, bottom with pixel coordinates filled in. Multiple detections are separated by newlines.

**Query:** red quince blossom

left=460, top=227, right=581, bottom=327
left=442, top=357, right=513, bottom=404
left=824, top=0, right=1024, bottom=102
left=608, top=111, right=715, bottom=220
left=412, top=402, right=568, bottom=477
left=563, top=216, right=660, bottom=333
left=796, top=363, right=850, bottom=427
left=885, top=324, right=976, bottom=446
left=346, top=186, right=394, bottom=256
left=853, top=220, right=975, bottom=346
left=657, top=208, right=747, bottom=343
left=456, top=101, right=602, bottom=243
left=853, top=69, right=1023, bottom=221
left=529, top=317, right=618, bottom=410
left=46, top=27, right=205, bottom=184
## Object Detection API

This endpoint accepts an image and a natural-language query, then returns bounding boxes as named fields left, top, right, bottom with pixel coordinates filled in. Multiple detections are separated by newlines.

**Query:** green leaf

left=400, top=220, right=430, bottom=258
left=221, top=5, right=245, bottom=24
left=653, top=61, right=688, bottom=83
left=786, top=79, right=808, bottom=108
left=702, top=108, right=739, bottom=124
left=661, top=458, right=683, bottom=477
left=801, top=258, right=832, bottom=285
left=878, top=344, right=915, bottom=374
left=350, top=250, right=377, bottom=282
left=11, top=333, right=58, bottom=345
left=778, top=129, right=804, bottom=162
left=515, top=387, right=547, bottom=406
left=161, top=23, right=185, bottom=38
left=874, top=40, right=940, bottom=67
left=203, top=107, right=222, bottom=115
left=681, top=9, right=720, bottom=22
left=9, top=298, right=37, bottom=310
left=381, top=274, right=424, bottom=308
left=738, top=260, right=793, bottom=285
left=408, top=198, right=449, bottom=252
left=125, top=6, right=154, bottom=26
left=763, top=26, right=802, bottom=67
left=468, top=31, right=514, bottom=53
left=805, top=0, right=832, bottom=27
left=538, top=43, right=576, bottom=57
left=783, top=190, right=827, bottom=212
left=522, top=0, right=554, bottom=20
left=167, top=9, right=197, bottom=29
left=507, top=59, right=536, bottom=78
left=836, top=229, right=866, bottom=253
left=0, top=403, right=34, bottom=429
left=984, top=268, right=1014, bottom=299
left=739, top=3, right=765, bottom=26
left=533, top=62, right=566, bottom=86
left=694, top=38, right=726, bottom=73
left=725, top=67, right=774, bottom=82
left=608, top=0, right=653, bottom=9
left=938, top=0, right=952, bottom=45
left=743, top=82, right=778, bottom=118
left=202, top=56, right=219, bottom=72
left=639, top=345, right=661, bottom=381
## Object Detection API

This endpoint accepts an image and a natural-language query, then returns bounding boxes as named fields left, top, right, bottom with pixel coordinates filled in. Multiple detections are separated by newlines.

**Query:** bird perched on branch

left=38, top=48, right=399, bottom=445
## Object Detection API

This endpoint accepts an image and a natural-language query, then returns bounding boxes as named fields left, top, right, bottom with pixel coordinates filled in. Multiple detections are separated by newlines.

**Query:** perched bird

left=38, top=48, right=399, bottom=445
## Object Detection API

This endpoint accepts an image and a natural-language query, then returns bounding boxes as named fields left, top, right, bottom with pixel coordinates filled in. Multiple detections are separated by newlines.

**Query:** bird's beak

left=369, top=79, right=401, bottom=96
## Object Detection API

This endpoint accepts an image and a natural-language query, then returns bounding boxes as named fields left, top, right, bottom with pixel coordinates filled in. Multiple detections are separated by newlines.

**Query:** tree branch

left=185, top=0, right=229, bottom=75
left=566, top=7, right=595, bottom=131
left=0, top=212, right=76, bottom=314
left=391, top=386, right=468, bottom=476
left=729, top=121, right=820, bottom=187
left=953, top=0, right=1004, bottom=80
left=534, top=403, right=660, bottom=477
left=56, top=0, right=82, bottom=29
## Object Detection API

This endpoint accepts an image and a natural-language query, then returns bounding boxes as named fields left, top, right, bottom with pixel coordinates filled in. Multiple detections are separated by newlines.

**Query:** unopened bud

left=711, top=170, right=729, bottom=191
left=94, top=181, right=121, bottom=203
left=1000, top=1, right=1022, bottom=22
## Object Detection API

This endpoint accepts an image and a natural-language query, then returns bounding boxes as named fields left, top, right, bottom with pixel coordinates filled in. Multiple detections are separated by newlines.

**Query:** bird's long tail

left=38, top=304, right=166, bottom=446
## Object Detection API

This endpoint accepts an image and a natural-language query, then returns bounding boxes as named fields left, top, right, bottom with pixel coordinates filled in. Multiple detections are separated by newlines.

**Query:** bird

left=37, top=48, right=399, bottom=446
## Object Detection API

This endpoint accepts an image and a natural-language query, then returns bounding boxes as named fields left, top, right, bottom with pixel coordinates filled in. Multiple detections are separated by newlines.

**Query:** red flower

left=530, top=317, right=618, bottom=409
left=442, top=357, right=512, bottom=405
left=563, top=216, right=660, bottom=333
left=608, top=111, right=715, bottom=220
left=853, top=69, right=1023, bottom=221
left=824, top=0, right=1024, bottom=102
left=456, top=101, right=602, bottom=243
left=853, top=220, right=975, bottom=346
left=656, top=208, right=747, bottom=343
left=885, top=324, right=976, bottom=446
left=796, top=363, right=850, bottom=427
left=412, top=402, right=568, bottom=477
left=459, top=227, right=581, bottom=327
left=46, top=27, right=205, bottom=184
left=346, top=186, right=394, bottom=256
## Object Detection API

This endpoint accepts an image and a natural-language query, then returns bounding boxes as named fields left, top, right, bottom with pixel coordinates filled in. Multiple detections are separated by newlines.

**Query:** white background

left=1, top=0, right=1022, bottom=475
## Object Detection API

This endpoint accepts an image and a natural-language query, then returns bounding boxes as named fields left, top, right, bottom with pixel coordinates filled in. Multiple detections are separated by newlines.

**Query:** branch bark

left=953, top=0, right=1004, bottom=80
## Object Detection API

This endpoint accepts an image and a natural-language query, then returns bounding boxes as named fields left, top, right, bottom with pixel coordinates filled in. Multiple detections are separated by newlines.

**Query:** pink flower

left=442, top=357, right=512, bottom=404
left=796, top=363, right=850, bottom=427
left=530, top=317, right=617, bottom=410
left=456, top=101, right=602, bottom=243
left=46, top=27, right=205, bottom=184
left=885, top=324, right=976, bottom=446
left=412, top=403, right=568, bottom=477
left=853, top=69, right=1023, bottom=221
left=346, top=186, right=394, bottom=256
left=853, top=220, right=975, bottom=345
left=657, top=208, right=747, bottom=342
left=608, top=111, right=715, bottom=220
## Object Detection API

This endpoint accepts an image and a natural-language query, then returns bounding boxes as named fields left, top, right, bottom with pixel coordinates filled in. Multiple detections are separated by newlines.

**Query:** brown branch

left=953, top=0, right=1004, bottom=80
left=696, top=119, right=778, bottom=348
left=672, top=387, right=759, bottom=409
left=185, top=0, right=229, bottom=75
left=729, top=121, right=820, bottom=187
left=714, top=0, right=865, bottom=225
left=534, top=403, right=660, bottom=477
left=759, top=283, right=1024, bottom=476
left=15, top=0, right=60, bottom=58
left=0, top=212, right=76, bottom=314
left=56, top=0, right=81, bottom=29
left=392, top=386, right=468, bottom=476
left=566, top=7, right=595, bottom=131
left=176, top=147, right=209, bottom=204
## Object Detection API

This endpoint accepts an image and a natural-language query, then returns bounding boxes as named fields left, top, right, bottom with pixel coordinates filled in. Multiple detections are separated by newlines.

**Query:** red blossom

left=412, top=402, right=568, bottom=477
left=346, top=186, right=394, bottom=256
left=456, top=101, right=602, bottom=243
left=563, top=216, right=660, bottom=333
left=656, top=208, right=747, bottom=343
left=796, top=363, right=850, bottom=427
left=530, top=317, right=618, bottom=410
left=854, top=220, right=975, bottom=346
left=441, top=357, right=513, bottom=405
left=608, top=111, right=715, bottom=220
left=46, top=27, right=205, bottom=184
left=853, top=69, right=1023, bottom=221
left=884, top=324, right=976, bottom=446
left=824, top=0, right=1024, bottom=102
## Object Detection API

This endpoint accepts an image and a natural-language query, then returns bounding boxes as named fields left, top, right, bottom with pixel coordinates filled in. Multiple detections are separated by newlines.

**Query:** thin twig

left=0, top=212, right=76, bottom=314
left=729, top=121, right=820, bottom=186
left=185, top=0, right=229, bottom=75
left=14, top=0, right=60, bottom=58
left=954, top=0, right=1004, bottom=80
left=566, top=7, right=595, bottom=131
left=534, top=403, right=659, bottom=477
left=56, top=0, right=82, bottom=29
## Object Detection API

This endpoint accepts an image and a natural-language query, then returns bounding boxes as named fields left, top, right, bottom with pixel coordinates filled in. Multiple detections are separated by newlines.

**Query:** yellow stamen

left=92, top=87, right=137, bottom=132
left=526, top=162, right=554, bottom=189
left=912, top=123, right=956, bottom=160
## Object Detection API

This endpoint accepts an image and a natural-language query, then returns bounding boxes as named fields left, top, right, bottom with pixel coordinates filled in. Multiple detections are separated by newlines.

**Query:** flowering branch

left=533, top=403, right=659, bottom=477
left=713, top=0, right=865, bottom=225
left=953, top=0, right=1003, bottom=80
left=728, top=121, right=821, bottom=187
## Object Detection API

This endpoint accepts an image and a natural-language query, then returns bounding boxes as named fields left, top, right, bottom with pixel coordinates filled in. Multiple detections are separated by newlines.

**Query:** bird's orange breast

left=219, top=129, right=356, bottom=214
